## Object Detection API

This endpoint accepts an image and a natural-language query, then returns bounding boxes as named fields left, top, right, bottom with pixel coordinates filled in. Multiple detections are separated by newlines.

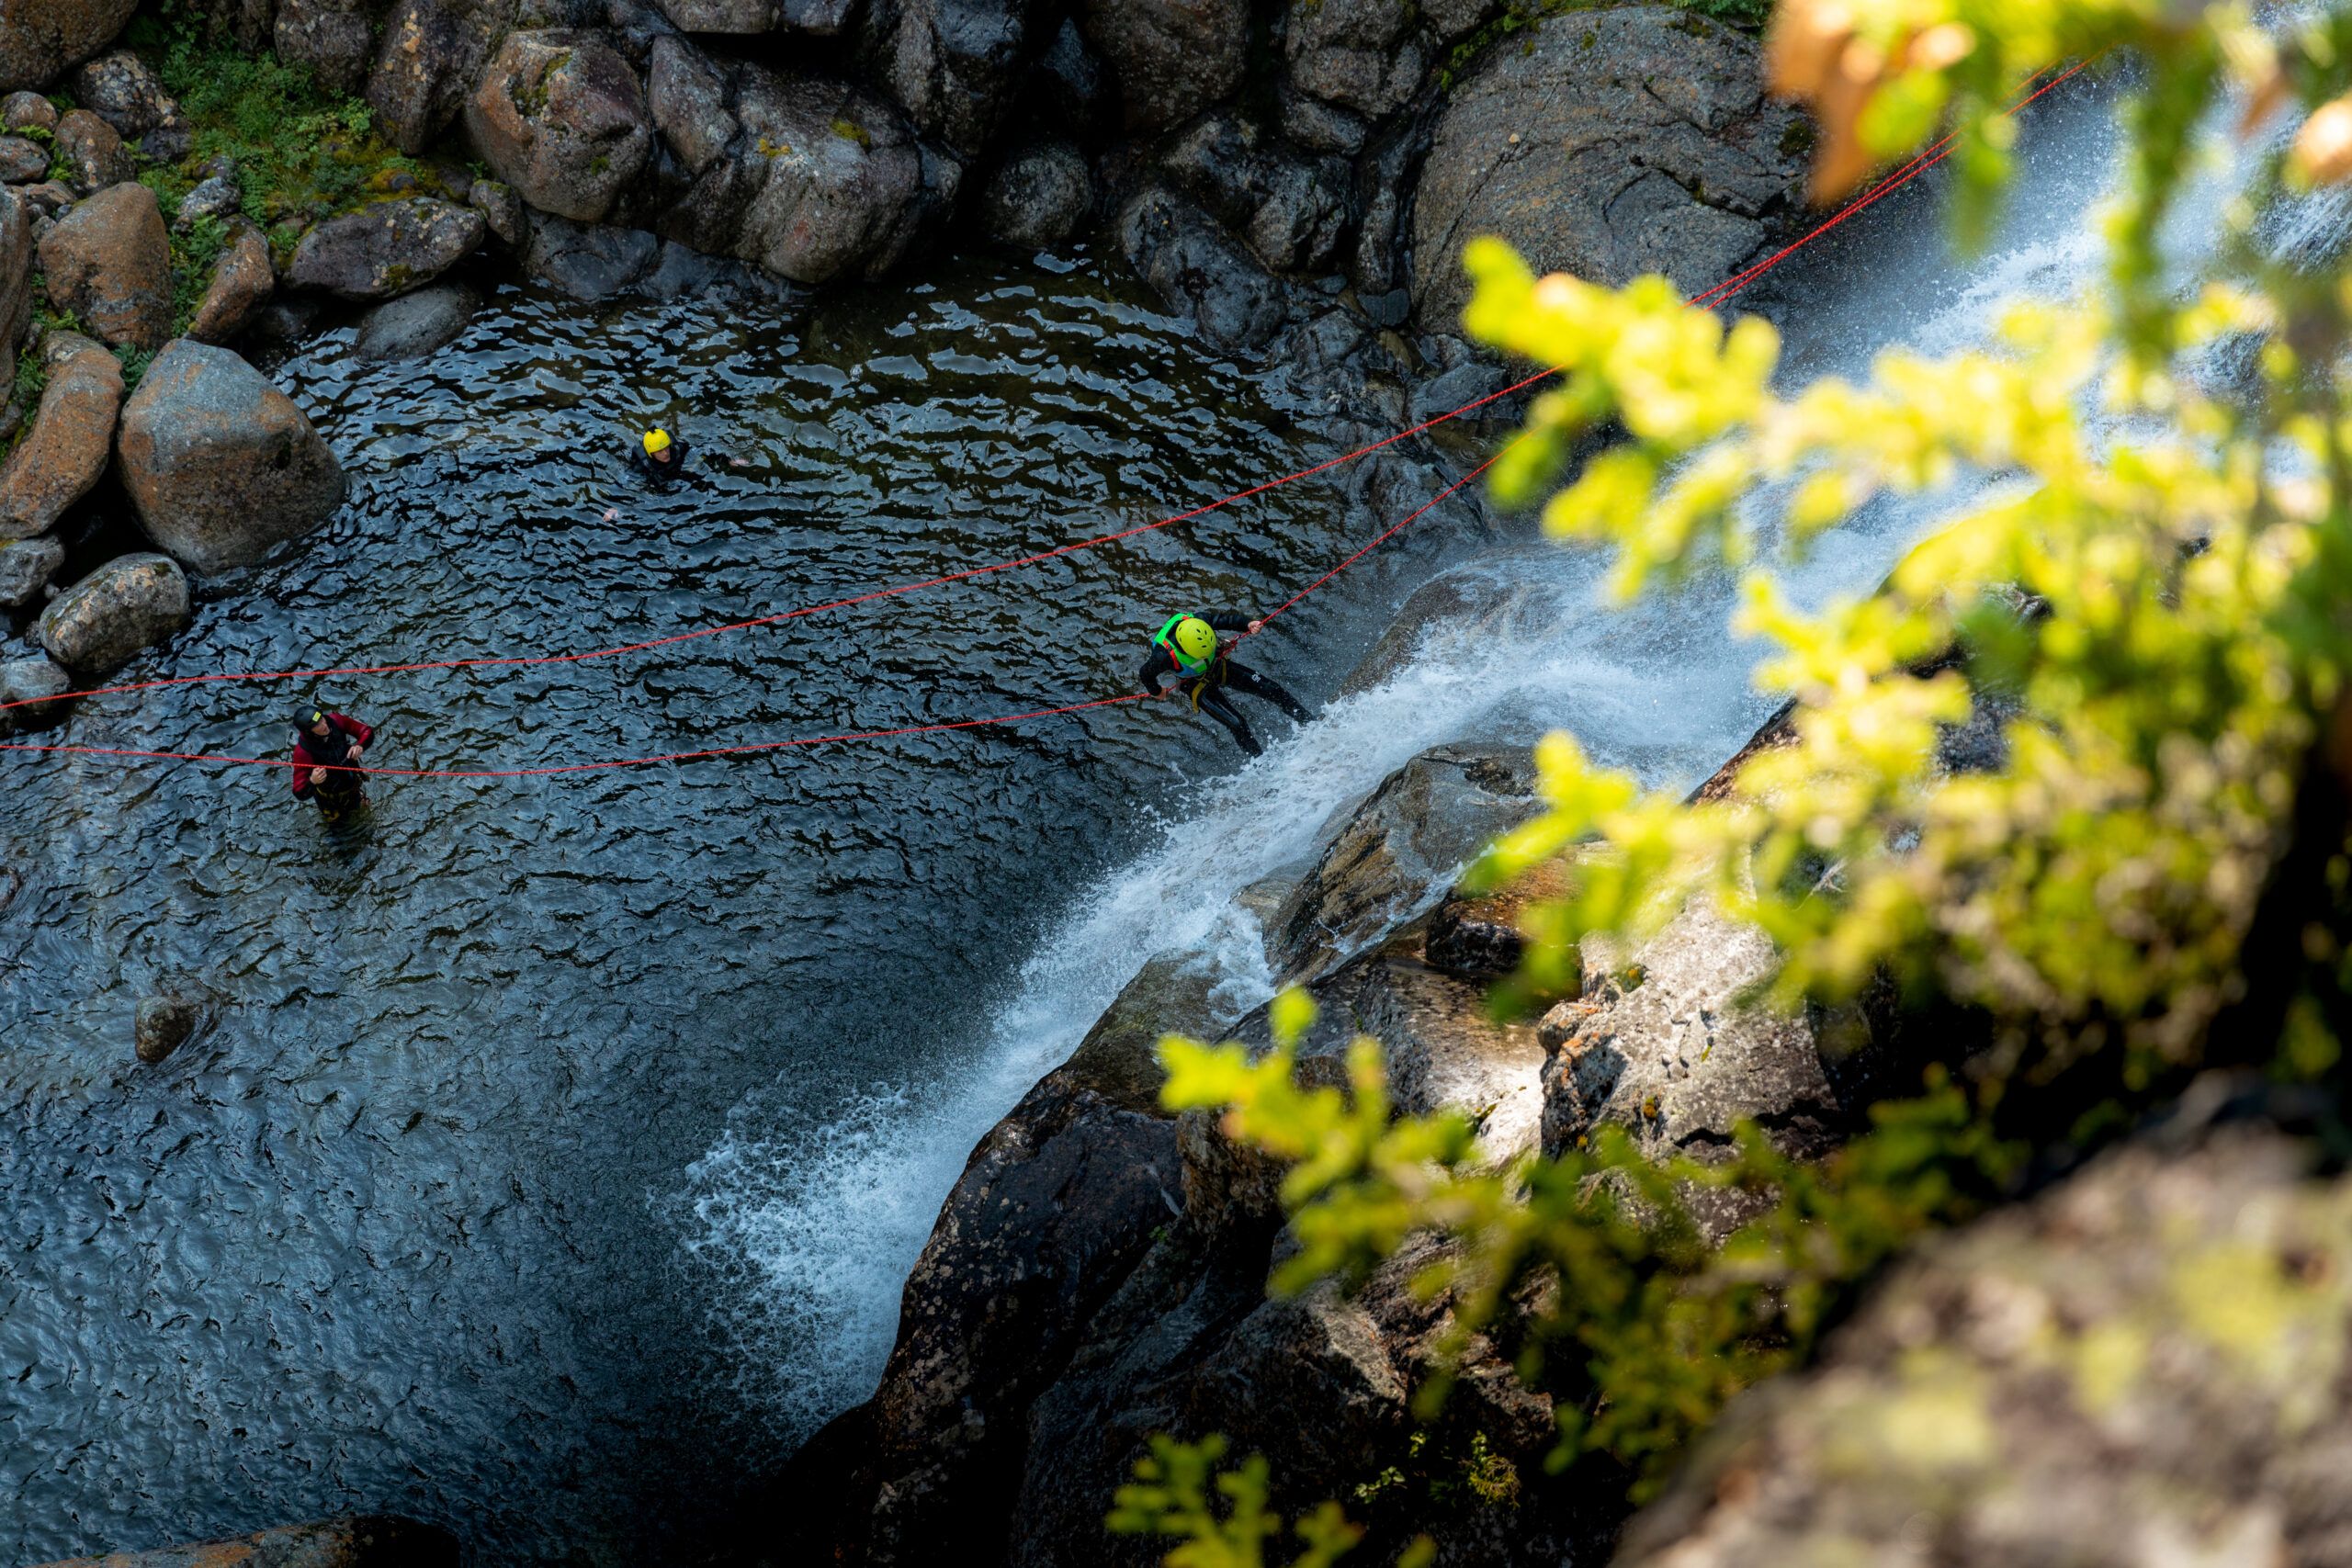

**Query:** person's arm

left=290, top=743, right=316, bottom=798
left=330, top=713, right=373, bottom=747
left=1138, top=647, right=1171, bottom=696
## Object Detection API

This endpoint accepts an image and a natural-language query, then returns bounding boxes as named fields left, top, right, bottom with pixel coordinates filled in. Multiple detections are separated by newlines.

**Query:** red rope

left=0, top=59, right=2086, bottom=726
left=0, top=62, right=2091, bottom=779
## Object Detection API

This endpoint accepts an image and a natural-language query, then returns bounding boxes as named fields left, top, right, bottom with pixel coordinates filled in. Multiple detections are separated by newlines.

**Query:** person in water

left=605, top=427, right=748, bottom=519
left=290, top=707, right=375, bottom=822
left=1139, top=613, right=1311, bottom=758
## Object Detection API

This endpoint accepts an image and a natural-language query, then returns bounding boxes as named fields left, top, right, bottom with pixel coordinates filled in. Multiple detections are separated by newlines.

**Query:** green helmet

left=1158, top=615, right=1218, bottom=666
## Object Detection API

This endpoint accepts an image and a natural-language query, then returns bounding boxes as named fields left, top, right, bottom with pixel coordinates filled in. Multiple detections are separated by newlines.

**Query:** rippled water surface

left=0, top=251, right=1469, bottom=1565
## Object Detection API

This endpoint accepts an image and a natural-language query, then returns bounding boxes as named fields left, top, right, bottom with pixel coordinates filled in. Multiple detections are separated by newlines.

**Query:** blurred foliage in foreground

left=1117, top=0, right=2352, bottom=1561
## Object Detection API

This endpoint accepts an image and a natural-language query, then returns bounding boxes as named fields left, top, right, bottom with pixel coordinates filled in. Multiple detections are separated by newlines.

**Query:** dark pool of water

left=0, top=249, right=1476, bottom=1565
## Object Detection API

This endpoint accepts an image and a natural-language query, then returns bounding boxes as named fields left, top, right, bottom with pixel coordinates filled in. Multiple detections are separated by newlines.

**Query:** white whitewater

left=683, top=68, right=2214, bottom=1437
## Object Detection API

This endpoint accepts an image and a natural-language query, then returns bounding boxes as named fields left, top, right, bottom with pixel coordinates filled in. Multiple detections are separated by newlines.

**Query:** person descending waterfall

left=289, top=706, right=375, bottom=823
left=1138, top=613, right=1312, bottom=757
left=603, top=426, right=748, bottom=519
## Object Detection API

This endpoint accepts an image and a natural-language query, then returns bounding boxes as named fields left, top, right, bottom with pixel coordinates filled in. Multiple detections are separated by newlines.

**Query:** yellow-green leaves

left=1109, top=1435, right=1366, bottom=1568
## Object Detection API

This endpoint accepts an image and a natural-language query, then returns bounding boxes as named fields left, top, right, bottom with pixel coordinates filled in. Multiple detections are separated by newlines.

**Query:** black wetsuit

left=628, top=439, right=698, bottom=486
left=1137, top=614, right=1312, bottom=757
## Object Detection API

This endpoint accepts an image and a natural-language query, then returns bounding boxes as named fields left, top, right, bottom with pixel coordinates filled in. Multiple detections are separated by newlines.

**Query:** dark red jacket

left=290, top=713, right=373, bottom=798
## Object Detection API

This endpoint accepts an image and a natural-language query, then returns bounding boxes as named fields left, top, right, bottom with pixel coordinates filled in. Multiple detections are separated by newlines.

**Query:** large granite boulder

left=37, top=552, right=189, bottom=677
left=1159, top=109, right=1351, bottom=274
left=51, top=109, right=135, bottom=195
left=115, top=341, right=346, bottom=573
left=1409, top=6, right=1808, bottom=328
left=1616, top=1131, right=2352, bottom=1568
left=68, top=49, right=177, bottom=139
left=1266, top=743, right=1544, bottom=987
left=352, top=280, right=478, bottom=358
left=1078, top=0, right=1247, bottom=130
left=286, top=196, right=487, bottom=299
left=275, top=0, right=377, bottom=96
left=185, top=218, right=275, bottom=344
left=466, top=29, right=654, bottom=224
left=367, top=0, right=517, bottom=156
left=860, top=0, right=1035, bottom=158
left=30, top=1516, right=461, bottom=1568
left=0, top=0, right=138, bottom=95
left=978, top=141, right=1091, bottom=249
left=0, top=332, right=123, bottom=540
left=1114, top=186, right=1283, bottom=355
left=646, top=37, right=957, bottom=285
left=38, top=182, right=171, bottom=353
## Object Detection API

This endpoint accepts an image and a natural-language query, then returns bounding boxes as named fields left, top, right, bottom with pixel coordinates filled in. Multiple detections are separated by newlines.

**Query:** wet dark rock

left=0, top=0, right=137, bottom=96
left=186, top=218, right=274, bottom=344
left=1283, top=0, right=1425, bottom=118
left=1268, top=743, right=1543, bottom=987
left=646, top=36, right=956, bottom=285
left=1347, top=124, right=1414, bottom=299
left=0, top=534, right=62, bottom=605
left=39, top=182, right=171, bottom=353
left=275, top=0, right=378, bottom=96
left=1079, top=0, right=1247, bottom=131
left=0, top=184, right=28, bottom=357
left=1159, top=110, right=1350, bottom=274
left=245, top=296, right=327, bottom=355
left=523, top=210, right=660, bottom=298
left=861, top=0, right=1035, bottom=159
left=133, top=994, right=202, bottom=1064
left=1, top=92, right=55, bottom=135
left=1617, top=1131, right=2352, bottom=1568
left=0, top=332, right=122, bottom=540
left=68, top=49, right=176, bottom=140
left=1115, top=186, right=1283, bottom=355
left=0, top=652, right=70, bottom=734
left=0, top=135, right=48, bottom=184
left=175, top=175, right=243, bottom=229
left=32, top=1515, right=464, bottom=1567
left=52, top=109, right=134, bottom=196
left=1276, top=85, right=1368, bottom=156
left=287, top=196, right=487, bottom=299
left=116, top=340, right=346, bottom=574
left=1410, top=6, right=1807, bottom=328
left=1061, top=946, right=1232, bottom=1113
left=368, top=0, right=517, bottom=156
left=1423, top=853, right=1577, bottom=983
left=352, top=280, right=479, bottom=359
left=1032, top=17, right=1113, bottom=139
left=37, top=552, right=189, bottom=677
left=978, top=141, right=1091, bottom=249
left=469, top=175, right=527, bottom=246
left=1338, top=548, right=1549, bottom=697
left=467, top=29, right=655, bottom=224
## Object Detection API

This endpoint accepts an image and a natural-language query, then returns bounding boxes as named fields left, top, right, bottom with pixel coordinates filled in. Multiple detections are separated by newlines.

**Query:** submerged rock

left=522, top=211, right=659, bottom=299
left=31, top=1515, right=463, bottom=1567
left=1409, top=6, right=1807, bottom=327
left=116, top=341, right=346, bottom=573
left=978, top=141, right=1091, bottom=249
left=37, top=552, right=189, bottom=677
left=0, top=653, right=71, bottom=734
left=0, top=331, right=124, bottom=541
left=51, top=109, right=134, bottom=195
left=38, top=182, right=172, bottom=353
left=286, top=195, right=487, bottom=299
left=0, top=0, right=138, bottom=96
left=0, top=534, right=62, bottom=604
left=467, top=30, right=655, bottom=224
left=134, top=994, right=201, bottom=1064
left=352, top=280, right=479, bottom=359
left=185, top=219, right=275, bottom=344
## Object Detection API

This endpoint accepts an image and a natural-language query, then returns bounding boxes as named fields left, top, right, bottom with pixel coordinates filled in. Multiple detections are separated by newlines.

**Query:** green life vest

left=1153, top=613, right=1216, bottom=679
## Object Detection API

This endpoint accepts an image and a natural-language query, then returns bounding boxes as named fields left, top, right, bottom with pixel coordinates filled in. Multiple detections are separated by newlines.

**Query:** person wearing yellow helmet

left=605, top=423, right=750, bottom=519
left=1139, top=611, right=1312, bottom=757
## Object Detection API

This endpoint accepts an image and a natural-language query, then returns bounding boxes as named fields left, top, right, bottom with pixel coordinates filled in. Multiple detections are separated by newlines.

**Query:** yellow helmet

left=1168, top=615, right=1217, bottom=662
left=642, top=427, right=672, bottom=455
